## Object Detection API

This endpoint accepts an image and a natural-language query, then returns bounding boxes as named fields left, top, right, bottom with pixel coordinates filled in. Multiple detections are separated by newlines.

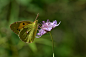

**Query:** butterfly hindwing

left=18, top=20, right=38, bottom=43
left=18, top=26, right=31, bottom=43
left=10, top=21, right=33, bottom=35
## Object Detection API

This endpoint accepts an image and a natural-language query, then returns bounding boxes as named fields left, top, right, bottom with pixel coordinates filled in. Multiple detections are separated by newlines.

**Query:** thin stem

left=49, top=32, right=54, bottom=57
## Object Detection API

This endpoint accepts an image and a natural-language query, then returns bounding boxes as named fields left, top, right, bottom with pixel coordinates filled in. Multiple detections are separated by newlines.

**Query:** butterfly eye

left=23, top=23, right=25, bottom=25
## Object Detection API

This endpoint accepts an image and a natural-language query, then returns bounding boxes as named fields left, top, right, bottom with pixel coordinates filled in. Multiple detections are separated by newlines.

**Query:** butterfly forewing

left=10, top=21, right=33, bottom=35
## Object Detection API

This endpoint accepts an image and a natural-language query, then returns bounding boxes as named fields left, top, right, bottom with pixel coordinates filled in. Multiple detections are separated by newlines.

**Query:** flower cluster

left=36, top=19, right=61, bottom=38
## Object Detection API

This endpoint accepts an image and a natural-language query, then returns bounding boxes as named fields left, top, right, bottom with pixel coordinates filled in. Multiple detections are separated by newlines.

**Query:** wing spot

left=17, top=29, right=20, bottom=31
left=17, top=29, right=18, bottom=30
left=26, top=31, right=29, bottom=34
left=23, top=23, right=25, bottom=25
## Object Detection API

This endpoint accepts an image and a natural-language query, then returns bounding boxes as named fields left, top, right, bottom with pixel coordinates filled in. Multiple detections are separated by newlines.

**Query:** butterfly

left=10, top=13, right=39, bottom=43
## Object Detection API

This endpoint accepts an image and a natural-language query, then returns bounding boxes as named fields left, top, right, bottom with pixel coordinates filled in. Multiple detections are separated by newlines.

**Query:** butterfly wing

left=10, top=21, right=33, bottom=35
left=18, top=20, right=38, bottom=43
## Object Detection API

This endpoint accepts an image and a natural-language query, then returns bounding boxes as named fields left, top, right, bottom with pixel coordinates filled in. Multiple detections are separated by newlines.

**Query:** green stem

left=49, top=32, right=54, bottom=57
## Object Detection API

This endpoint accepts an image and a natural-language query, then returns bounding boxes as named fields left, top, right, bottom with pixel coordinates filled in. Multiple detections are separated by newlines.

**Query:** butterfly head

left=34, top=20, right=38, bottom=24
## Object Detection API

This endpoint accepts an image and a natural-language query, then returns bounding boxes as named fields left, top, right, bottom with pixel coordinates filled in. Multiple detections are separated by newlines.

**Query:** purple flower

left=36, top=19, right=61, bottom=38
left=36, top=29, right=47, bottom=38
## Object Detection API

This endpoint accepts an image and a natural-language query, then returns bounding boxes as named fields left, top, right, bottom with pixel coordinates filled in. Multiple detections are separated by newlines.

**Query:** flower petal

left=36, top=20, right=61, bottom=38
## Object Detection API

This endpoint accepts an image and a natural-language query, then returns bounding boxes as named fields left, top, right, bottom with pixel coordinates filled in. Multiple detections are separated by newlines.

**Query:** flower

left=36, top=19, right=61, bottom=38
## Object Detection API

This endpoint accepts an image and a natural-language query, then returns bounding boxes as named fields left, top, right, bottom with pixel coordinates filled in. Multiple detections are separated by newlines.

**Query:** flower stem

left=49, top=32, right=54, bottom=57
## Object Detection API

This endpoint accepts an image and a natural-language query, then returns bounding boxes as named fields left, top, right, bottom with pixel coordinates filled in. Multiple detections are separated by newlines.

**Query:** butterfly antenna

left=35, top=13, right=39, bottom=20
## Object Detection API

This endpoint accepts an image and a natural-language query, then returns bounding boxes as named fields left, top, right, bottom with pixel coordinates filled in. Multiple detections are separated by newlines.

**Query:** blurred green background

left=0, top=0, right=86, bottom=57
